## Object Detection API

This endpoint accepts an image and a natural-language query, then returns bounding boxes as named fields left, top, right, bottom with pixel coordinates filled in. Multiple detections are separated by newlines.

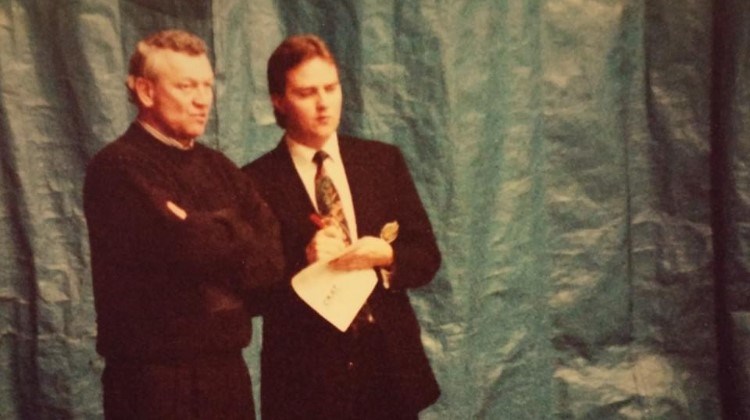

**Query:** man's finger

left=166, top=200, right=187, bottom=220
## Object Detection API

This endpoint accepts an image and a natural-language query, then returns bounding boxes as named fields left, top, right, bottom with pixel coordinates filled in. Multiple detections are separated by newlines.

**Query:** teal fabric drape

left=1, top=1, right=747, bottom=418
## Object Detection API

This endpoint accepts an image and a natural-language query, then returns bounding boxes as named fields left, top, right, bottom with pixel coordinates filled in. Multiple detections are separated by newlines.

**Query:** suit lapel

left=269, top=141, right=317, bottom=225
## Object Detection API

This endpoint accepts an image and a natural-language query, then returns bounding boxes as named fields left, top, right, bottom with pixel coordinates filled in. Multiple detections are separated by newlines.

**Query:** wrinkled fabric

left=0, top=0, right=747, bottom=419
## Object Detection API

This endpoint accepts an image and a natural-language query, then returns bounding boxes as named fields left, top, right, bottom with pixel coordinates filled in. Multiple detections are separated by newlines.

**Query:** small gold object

left=379, top=221, right=398, bottom=289
left=380, top=221, right=399, bottom=243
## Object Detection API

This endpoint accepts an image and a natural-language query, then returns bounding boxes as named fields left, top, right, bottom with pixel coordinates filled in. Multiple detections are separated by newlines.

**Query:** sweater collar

left=137, top=120, right=195, bottom=151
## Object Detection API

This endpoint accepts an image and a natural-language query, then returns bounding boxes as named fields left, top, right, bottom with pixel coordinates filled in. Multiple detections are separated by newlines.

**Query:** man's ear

left=135, top=77, right=155, bottom=108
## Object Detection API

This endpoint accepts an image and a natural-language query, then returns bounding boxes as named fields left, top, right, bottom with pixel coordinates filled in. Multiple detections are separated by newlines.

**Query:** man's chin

left=181, top=127, right=207, bottom=139
left=314, top=127, right=337, bottom=140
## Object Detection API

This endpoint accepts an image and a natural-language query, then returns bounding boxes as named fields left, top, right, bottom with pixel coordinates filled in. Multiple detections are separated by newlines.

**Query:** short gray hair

left=126, top=29, right=208, bottom=105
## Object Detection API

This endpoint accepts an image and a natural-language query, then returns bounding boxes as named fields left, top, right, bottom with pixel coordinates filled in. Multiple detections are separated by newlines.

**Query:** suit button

left=347, top=361, right=355, bottom=371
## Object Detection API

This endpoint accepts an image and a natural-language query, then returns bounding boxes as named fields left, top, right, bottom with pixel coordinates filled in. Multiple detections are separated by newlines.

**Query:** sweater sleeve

left=231, top=165, right=284, bottom=294
left=83, top=152, right=280, bottom=283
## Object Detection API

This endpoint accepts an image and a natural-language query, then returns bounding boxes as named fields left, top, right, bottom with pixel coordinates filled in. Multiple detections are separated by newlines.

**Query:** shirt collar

left=138, top=120, right=195, bottom=150
left=286, top=133, right=341, bottom=165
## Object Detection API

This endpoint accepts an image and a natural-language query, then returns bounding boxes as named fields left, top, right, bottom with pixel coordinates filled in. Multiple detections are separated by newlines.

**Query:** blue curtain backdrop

left=1, top=0, right=748, bottom=418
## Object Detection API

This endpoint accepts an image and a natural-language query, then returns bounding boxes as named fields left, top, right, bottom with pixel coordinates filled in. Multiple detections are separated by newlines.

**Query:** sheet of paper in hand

left=291, top=262, right=378, bottom=332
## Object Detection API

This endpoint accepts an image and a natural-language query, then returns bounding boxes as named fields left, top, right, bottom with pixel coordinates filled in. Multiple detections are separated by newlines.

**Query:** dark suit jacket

left=243, top=135, right=441, bottom=419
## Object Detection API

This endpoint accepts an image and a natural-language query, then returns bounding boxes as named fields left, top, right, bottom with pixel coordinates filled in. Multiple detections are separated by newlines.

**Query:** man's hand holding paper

left=293, top=240, right=380, bottom=332
left=305, top=223, right=348, bottom=263
left=293, top=219, right=399, bottom=332
left=307, top=214, right=397, bottom=271
left=328, top=236, right=393, bottom=271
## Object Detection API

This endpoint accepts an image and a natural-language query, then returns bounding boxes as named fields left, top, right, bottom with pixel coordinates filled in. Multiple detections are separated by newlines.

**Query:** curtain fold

left=0, top=0, right=744, bottom=418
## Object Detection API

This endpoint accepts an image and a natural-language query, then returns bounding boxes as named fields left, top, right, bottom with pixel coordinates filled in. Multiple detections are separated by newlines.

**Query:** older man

left=244, top=34, right=441, bottom=420
left=83, top=29, right=281, bottom=419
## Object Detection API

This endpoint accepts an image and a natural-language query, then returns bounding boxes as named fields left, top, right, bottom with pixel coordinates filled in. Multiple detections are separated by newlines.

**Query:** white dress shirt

left=286, top=133, right=358, bottom=240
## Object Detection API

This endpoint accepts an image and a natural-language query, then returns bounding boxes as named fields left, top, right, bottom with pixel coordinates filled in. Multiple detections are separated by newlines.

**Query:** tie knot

left=313, top=150, right=329, bottom=167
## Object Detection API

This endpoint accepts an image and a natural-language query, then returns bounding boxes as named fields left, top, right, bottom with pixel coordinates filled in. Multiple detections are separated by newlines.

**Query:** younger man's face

left=273, top=57, right=342, bottom=148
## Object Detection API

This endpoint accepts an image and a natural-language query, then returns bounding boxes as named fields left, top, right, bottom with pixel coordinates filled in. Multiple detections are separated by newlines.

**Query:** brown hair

left=126, top=29, right=208, bottom=104
left=267, top=34, right=338, bottom=128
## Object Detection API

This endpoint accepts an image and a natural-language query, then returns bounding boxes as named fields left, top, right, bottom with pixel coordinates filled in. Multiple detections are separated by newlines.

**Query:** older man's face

left=139, top=50, right=214, bottom=141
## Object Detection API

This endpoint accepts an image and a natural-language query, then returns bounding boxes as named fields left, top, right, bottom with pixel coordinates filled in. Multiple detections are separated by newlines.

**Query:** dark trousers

left=343, top=324, right=419, bottom=420
left=102, top=353, right=254, bottom=420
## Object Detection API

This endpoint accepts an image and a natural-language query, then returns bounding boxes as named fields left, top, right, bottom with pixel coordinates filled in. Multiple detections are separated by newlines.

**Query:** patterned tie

left=313, top=150, right=375, bottom=332
left=313, top=151, right=351, bottom=244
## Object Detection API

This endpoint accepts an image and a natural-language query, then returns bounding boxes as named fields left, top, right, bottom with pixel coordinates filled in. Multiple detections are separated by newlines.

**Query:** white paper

left=291, top=262, right=378, bottom=332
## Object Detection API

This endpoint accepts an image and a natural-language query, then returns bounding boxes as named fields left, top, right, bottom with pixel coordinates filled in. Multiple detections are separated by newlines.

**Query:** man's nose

left=316, top=92, right=331, bottom=110
left=194, top=86, right=213, bottom=106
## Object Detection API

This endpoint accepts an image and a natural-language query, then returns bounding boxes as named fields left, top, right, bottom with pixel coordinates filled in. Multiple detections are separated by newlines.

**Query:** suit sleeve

left=385, top=148, right=441, bottom=290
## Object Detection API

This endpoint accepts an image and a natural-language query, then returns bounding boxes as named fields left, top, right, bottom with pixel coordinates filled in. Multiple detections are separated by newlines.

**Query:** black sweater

left=84, top=123, right=282, bottom=362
